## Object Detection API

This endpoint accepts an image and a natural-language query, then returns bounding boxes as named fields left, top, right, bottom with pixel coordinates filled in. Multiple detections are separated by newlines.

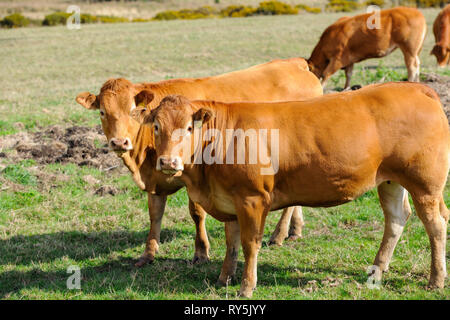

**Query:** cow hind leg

left=269, top=207, right=294, bottom=246
left=368, top=182, right=411, bottom=284
left=288, top=206, right=304, bottom=241
left=412, top=194, right=448, bottom=289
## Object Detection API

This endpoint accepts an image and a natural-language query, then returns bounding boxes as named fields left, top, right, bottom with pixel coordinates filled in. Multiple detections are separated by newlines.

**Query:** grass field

left=0, top=8, right=449, bottom=300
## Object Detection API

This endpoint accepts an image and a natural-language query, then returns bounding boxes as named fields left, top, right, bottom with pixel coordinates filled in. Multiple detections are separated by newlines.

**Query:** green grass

left=0, top=9, right=449, bottom=300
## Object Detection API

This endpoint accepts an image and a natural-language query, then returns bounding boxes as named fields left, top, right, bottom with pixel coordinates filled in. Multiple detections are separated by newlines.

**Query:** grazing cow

left=307, top=7, right=426, bottom=89
left=141, top=82, right=449, bottom=297
left=75, top=58, right=322, bottom=266
left=431, top=4, right=450, bottom=67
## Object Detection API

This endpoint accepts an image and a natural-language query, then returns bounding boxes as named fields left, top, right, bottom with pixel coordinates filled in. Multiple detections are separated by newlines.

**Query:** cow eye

left=99, top=110, right=105, bottom=117
left=187, top=126, right=193, bottom=133
left=153, top=124, right=159, bottom=135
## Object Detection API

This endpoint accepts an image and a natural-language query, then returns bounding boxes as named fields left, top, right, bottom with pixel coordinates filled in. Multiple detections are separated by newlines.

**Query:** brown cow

left=142, top=82, right=449, bottom=297
left=76, top=58, right=322, bottom=266
left=307, top=7, right=427, bottom=89
left=431, top=4, right=450, bottom=67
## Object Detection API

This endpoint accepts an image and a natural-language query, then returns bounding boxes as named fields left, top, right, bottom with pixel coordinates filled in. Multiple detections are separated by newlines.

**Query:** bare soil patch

left=421, top=73, right=450, bottom=122
left=0, top=125, right=121, bottom=170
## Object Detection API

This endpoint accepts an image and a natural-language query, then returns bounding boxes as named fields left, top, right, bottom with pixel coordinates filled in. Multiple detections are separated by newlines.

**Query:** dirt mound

left=421, top=73, right=450, bottom=122
left=0, top=125, right=121, bottom=170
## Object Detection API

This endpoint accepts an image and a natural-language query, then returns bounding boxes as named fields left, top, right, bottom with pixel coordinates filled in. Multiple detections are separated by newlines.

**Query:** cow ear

left=135, top=89, right=154, bottom=108
left=130, top=107, right=149, bottom=123
left=142, top=109, right=157, bottom=126
left=76, top=92, right=99, bottom=110
left=193, top=108, right=214, bottom=124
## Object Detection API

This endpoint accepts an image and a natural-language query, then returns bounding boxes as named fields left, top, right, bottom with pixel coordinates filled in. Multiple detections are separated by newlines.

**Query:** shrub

left=256, top=1, right=299, bottom=15
left=96, top=15, right=129, bottom=23
left=326, top=0, right=360, bottom=12
left=296, top=4, right=322, bottom=14
left=0, top=13, right=30, bottom=28
left=42, top=12, right=70, bottom=26
left=80, top=14, right=98, bottom=24
left=220, top=5, right=258, bottom=18
left=132, top=18, right=152, bottom=22
left=364, top=0, right=385, bottom=6
left=402, top=0, right=445, bottom=7
left=153, top=7, right=215, bottom=20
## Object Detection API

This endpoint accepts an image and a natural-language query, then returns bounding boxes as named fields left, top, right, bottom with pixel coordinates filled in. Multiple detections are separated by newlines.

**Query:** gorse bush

left=0, top=13, right=30, bottom=28
left=42, top=12, right=70, bottom=26
left=326, top=0, right=361, bottom=12
left=296, top=4, right=322, bottom=14
left=220, top=5, right=257, bottom=17
left=42, top=12, right=128, bottom=26
left=153, top=6, right=217, bottom=20
left=400, top=0, right=446, bottom=7
left=364, top=0, right=385, bottom=6
left=256, top=1, right=299, bottom=15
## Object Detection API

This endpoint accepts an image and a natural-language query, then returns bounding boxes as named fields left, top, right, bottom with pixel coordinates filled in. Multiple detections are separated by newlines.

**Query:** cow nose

left=159, top=156, right=181, bottom=171
left=109, top=138, right=129, bottom=151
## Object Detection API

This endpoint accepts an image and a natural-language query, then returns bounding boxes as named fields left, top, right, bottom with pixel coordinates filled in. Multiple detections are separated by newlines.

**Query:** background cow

left=431, top=4, right=450, bottom=67
left=76, top=58, right=322, bottom=266
left=141, top=82, right=449, bottom=297
left=307, top=7, right=426, bottom=89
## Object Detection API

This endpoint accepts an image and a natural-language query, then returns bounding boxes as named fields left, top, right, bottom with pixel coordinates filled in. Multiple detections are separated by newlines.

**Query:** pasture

left=0, top=8, right=449, bottom=299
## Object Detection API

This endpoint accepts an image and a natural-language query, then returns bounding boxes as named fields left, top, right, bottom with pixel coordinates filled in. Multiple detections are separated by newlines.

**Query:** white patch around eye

left=185, top=122, right=194, bottom=136
left=130, top=100, right=136, bottom=112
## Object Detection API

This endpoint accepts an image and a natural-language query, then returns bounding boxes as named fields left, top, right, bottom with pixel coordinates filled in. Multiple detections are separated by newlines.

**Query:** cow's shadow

left=0, top=227, right=418, bottom=298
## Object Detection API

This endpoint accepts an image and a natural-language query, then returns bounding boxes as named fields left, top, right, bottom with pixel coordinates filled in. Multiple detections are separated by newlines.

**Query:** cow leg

left=368, top=182, right=411, bottom=283
left=403, top=51, right=420, bottom=82
left=288, top=206, right=304, bottom=241
left=344, top=64, right=354, bottom=90
left=321, top=59, right=344, bottom=88
left=135, top=194, right=167, bottom=267
left=269, top=207, right=294, bottom=246
left=189, top=200, right=211, bottom=264
left=236, top=194, right=270, bottom=298
left=412, top=194, right=448, bottom=289
left=218, top=220, right=240, bottom=286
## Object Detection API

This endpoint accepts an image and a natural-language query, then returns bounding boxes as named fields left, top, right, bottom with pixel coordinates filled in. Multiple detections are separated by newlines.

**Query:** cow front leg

left=235, top=195, right=270, bottom=298
left=135, top=193, right=167, bottom=267
left=320, top=59, right=343, bottom=89
left=218, top=220, right=240, bottom=286
left=344, top=64, right=354, bottom=90
left=189, top=199, right=210, bottom=264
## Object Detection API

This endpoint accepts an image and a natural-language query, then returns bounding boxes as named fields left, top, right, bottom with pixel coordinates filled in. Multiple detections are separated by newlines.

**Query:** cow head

left=75, top=78, right=155, bottom=155
left=431, top=43, right=450, bottom=67
left=307, top=58, right=327, bottom=82
left=139, top=95, right=213, bottom=175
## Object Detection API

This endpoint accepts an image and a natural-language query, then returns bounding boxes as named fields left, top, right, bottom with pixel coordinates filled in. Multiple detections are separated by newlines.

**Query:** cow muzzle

left=157, top=156, right=184, bottom=175
left=109, top=137, right=133, bottom=154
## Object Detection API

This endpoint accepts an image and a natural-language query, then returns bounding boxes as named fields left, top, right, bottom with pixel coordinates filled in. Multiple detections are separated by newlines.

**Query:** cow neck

left=185, top=101, right=226, bottom=188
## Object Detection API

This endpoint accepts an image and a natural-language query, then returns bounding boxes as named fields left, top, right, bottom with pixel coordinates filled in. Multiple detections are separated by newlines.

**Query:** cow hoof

left=268, top=238, right=284, bottom=246
left=426, top=279, right=445, bottom=290
left=238, top=287, right=254, bottom=298
left=134, top=255, right=154, bottom=267
left=287, top=234, right=302, bottom=241
left=192, top=255, right=210, bottom=265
